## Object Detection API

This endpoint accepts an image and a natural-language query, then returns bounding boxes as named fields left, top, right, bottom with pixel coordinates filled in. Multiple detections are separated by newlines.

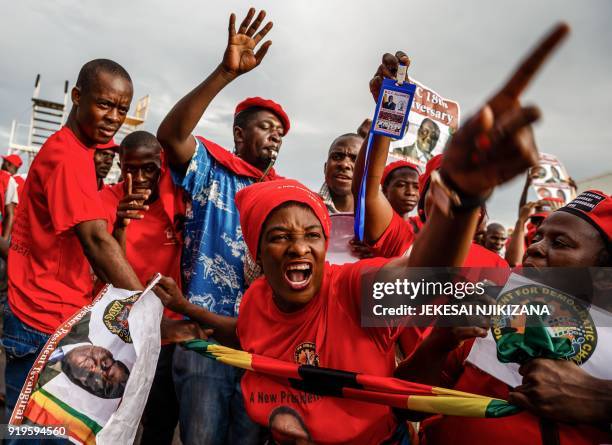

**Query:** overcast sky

left=1, top=0, right=611, bottom=225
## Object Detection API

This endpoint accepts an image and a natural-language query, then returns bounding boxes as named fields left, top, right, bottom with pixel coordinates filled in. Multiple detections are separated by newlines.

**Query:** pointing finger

left=498, top=23, right=570, bottom=100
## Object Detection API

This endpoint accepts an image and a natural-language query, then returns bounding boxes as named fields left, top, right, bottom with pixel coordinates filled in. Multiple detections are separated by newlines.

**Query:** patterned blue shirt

left=172, top=138, right=255, bottom=317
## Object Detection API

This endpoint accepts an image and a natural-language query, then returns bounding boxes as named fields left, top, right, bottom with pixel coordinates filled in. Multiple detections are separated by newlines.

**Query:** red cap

left=235, top=97, right=290, bottom=135
left=96, top=139, right=119, bottom=151
left=381, top=160, right=420, bottom=187
left=418, top=154, right=444, bottom=195
left=235, top=179, right=330, bottom=261
left=2, top=154, right=23, bottom=168
left=558, top=190, right=612, bottom=243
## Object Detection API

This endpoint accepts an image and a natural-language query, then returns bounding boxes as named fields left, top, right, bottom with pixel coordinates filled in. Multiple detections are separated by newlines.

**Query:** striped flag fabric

left=183, top=339, right=518, bottom=418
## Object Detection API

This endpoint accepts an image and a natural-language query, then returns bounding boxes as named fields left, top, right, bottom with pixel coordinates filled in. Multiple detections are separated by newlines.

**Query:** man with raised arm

left=156, top=8, right=286, bottom=444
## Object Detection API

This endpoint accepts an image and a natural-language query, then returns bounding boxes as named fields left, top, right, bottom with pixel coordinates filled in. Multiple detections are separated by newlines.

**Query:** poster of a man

left=55, top=344, right=130, bottom=399
left=392, top=117, right=440, bottom=163
left=389, top=78, right=460, bottom=165
left=266, top=405, right=314, bottom=445
left=531, top=153, right=574, bottom=203
left=382, top=94, right=396, bottom=110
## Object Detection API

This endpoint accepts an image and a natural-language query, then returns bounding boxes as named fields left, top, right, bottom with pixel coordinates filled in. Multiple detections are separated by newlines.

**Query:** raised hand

left=440, top=24, right=570, bottom=198
left=221, top=8, right=273, bottom=79
left=369, top=51, right=411, bottom=101
left=116, top=173, right=150, bottom=228
left=518, top=201, right=537, bottom=223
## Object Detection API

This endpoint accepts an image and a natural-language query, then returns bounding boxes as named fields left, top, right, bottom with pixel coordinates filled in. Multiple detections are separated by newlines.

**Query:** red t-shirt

left=376, top=212, right=510, bottom=358
left=237, top=258, right=401, bottom=445
left=99, top=169, right=184, bottom=320
left=420, top=340, right=612, bottom=445
left=8, top=126, right=107, bottom=334
left=0, top=170, right=12, bottom=216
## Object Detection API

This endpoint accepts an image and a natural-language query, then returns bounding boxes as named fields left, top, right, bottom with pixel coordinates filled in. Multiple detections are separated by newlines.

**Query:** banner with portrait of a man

left=9, top=279, right=163, bottom=445
left=390, top=79, right=460, bottom=167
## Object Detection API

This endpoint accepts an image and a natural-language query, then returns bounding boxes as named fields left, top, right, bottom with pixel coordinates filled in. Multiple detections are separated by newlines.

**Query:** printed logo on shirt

left=294, top=342, right=320, bottom=367
left=164, top=226, right=179, bottom=245
left=492, top=285, right=597, bottom=365
left=102, top=294, right=140, bottom=343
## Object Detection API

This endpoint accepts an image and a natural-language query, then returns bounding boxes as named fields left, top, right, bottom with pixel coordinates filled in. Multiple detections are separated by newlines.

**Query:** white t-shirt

left=5, top=176, right=19, bottom=205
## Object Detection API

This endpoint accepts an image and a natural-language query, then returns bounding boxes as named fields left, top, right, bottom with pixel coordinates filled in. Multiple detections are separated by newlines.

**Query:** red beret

left=235, top=97, right=290, bottom=135
left=2, top=154, right=23, bottom=168
left=235, top=179, right=330, bottom=261
left=558, top=190, right=612, bottom=243
left=418, top=154, right=444, bottom=195
left=381, top=160, right=420, bottom=187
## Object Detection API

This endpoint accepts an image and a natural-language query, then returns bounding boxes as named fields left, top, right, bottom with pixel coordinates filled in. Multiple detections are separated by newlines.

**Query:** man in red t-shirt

left=99, top=130, right=185, bottom=445
left=1, top=59, right=193, bottom=415
left=1, top=154, right=25, bottom=203
left=381, top=160, right=420, bottom=220
left=397, top=192, right=612, bottom=445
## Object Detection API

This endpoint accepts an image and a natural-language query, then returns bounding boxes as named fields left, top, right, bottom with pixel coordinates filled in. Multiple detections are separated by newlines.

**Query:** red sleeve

left=45, top=160, right=108, bottom=234
left=99, top=184, right=123, bottom=233
left=371, top=212, right=415, bottom=258
left=440, top=339, right=474, bottom=387
left=336, top=258, right=402, bottom=352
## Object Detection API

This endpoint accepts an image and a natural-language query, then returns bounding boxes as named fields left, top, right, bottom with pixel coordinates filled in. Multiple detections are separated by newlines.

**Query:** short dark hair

left=119, top=131, right=161, bottom=158
left=76, top=59, right=132, bottom=94
left=328, top=133, right=362, bottom=156
left=233, top=106, right=270, bottom=130
left=486, top=222, right=506, bottom=233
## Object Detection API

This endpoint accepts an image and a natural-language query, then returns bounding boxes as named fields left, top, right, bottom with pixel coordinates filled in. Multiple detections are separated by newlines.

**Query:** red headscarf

left=380, top=160, right=420, bottom=187
left=235, top=179, right=331, bottom=260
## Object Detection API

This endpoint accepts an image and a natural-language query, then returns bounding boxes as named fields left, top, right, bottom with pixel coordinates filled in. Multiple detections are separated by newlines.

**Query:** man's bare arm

left=75, top=219, right=143, bottom=291
left=157, top=8, right=273, bottom=171
left=154, top=276, right=239, bottom=347
left=505, top=201, right=536, bottom=266
left=352, top=135, right=395, bottom=244
left=2, top=203, right=15, bottom=240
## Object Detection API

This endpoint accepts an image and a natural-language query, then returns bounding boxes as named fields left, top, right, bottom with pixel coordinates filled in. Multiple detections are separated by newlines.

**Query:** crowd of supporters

left=0, top=8, right=610, bottom=445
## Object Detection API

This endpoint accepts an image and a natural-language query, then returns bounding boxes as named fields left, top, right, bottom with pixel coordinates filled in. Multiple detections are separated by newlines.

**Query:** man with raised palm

left=157, top=8, right=289, bottom=444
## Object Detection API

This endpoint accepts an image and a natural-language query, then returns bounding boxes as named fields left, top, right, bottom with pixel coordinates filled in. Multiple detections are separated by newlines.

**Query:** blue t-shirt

left=172, top=138, right=255, bottom=317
